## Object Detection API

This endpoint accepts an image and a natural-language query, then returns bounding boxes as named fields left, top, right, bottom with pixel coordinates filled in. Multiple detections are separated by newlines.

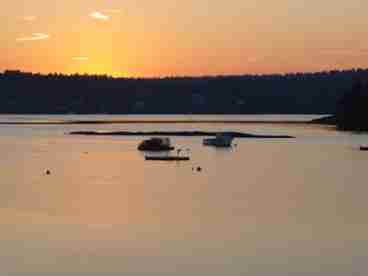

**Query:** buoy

left=46, top=170, right=51, bottom=175
left=196, top=166, right=202, bottom=172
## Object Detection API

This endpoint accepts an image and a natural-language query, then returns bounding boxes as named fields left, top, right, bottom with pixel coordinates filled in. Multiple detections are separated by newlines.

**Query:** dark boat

left=138, top=137, right=174, bottom=151
left=145, top=156, right=190, bottom=161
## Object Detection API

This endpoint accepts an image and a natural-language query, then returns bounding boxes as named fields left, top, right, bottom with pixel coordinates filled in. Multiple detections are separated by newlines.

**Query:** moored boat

left=138, top=137, right=174, bottom=151
left=203, top=133, right=233, bottom=148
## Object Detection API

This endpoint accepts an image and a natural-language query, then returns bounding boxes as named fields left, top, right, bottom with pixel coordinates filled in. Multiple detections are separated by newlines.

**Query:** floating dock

left=145, top=156, right=190, bottom=161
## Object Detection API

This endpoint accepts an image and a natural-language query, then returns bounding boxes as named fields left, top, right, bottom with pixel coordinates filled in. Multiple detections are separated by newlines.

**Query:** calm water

left=1, top=115, right=367, bottom=275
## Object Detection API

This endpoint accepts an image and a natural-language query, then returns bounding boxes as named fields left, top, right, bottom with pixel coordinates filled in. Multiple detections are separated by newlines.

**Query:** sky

left=1, top=0, right=368, bottom=77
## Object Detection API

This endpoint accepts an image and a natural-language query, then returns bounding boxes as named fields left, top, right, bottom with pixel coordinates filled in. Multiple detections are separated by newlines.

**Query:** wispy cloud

left=23, top=16, right=37, bottom=22
left=72, top=57, right=89, bottom=61
left=16, top=33, right=50, bottom=42
left=89, top=11, right=109, bottom=21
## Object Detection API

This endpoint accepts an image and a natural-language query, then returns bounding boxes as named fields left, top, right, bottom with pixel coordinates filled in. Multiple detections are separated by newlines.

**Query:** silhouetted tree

left=336, top=77, right=368, bottom=131
left=0, top=68, right=367, bottom=114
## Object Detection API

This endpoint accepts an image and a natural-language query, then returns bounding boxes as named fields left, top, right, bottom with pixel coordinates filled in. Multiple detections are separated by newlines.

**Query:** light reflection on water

left=0, top=115, right=368, bottom=275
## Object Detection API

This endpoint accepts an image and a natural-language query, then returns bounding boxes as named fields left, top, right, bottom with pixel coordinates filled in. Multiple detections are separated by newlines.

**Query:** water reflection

left=0, top=116, right=368, bottom=275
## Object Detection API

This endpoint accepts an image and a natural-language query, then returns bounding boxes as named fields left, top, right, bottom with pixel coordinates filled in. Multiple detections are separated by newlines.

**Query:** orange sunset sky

left=1, top=0, right=368, bottom=77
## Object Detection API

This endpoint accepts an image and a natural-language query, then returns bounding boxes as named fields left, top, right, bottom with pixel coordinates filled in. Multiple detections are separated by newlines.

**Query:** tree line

left=1, top=69, right=367, bottom=114
left=336, top=77, right=368, bottom=131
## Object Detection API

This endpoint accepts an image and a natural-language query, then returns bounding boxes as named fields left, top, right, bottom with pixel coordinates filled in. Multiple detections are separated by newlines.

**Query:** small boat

left=138, top=137, right=174, bottom=151
left=203, top=133, right=233, bottom=148
left=145, top=156, right=190, bottom=161
left=360, top=146, right=368, bottom=151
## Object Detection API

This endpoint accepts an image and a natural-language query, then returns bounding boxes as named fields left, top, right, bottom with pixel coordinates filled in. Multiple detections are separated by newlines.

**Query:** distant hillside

left=1, top=69, right=367, bottom=114
left=336, top=78, right=368, bottom=131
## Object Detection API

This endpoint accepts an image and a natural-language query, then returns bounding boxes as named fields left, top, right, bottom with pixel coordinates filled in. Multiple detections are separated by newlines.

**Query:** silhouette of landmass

left=1, top=69, right=367, bottom=114
left=335, top=78, right=368, bottom=131
left=310, top=76, right=368, bottom=131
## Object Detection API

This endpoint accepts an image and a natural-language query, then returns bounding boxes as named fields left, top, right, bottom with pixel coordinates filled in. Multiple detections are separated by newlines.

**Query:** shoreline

left=0, top=120, right=322, bottom=125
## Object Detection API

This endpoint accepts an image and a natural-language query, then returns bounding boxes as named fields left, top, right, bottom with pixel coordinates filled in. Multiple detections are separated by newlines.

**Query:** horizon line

left=2, top=67, right=368, bottom=80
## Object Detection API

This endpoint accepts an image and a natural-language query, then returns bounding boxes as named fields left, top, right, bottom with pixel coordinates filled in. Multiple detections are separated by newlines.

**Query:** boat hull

left=138, top=137, right=174, bottom=151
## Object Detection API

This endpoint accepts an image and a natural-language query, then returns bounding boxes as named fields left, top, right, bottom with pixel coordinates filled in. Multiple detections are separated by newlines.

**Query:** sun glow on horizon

left=66, top=59, right=128, bottom=77
left=1, top=0, right=368, bottom=77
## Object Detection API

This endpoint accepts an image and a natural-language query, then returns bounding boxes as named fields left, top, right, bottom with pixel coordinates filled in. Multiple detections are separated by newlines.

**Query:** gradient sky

left=1, top=0, right=368, bottom=77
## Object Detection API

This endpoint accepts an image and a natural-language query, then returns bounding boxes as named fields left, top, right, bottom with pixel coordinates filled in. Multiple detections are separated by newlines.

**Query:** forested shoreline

left=1, top=69, right=367, bottom=114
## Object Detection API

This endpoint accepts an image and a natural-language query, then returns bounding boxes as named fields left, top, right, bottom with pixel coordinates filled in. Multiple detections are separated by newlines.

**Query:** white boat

left=203, top=133, right=233, bottom=148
